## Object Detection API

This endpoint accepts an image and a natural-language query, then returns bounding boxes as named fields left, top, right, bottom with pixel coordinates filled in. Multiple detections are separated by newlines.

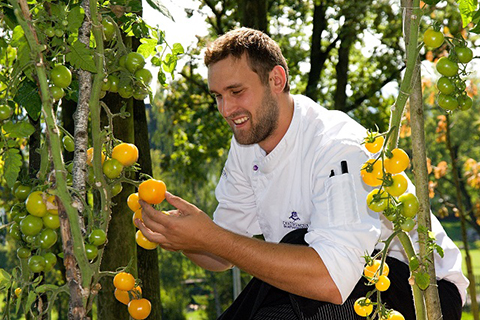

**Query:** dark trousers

left=217, top=229, right=462, bottom=320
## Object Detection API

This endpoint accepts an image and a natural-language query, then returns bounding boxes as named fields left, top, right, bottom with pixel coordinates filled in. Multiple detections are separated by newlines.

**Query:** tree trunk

left=445, top=114, right=479, bottom=320
left=97, top=93, right=137, bottom=320
left=239, top=0, right=268, bottom=32
left=305, top=1, right=329, bottom=101
left=333, top=32, right=354, bottom=111
left=134, top=99, right=162, bottom=319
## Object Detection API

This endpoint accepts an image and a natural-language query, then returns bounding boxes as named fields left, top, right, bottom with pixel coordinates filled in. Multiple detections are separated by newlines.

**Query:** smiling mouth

left=232, top=116, right=249, bottom=125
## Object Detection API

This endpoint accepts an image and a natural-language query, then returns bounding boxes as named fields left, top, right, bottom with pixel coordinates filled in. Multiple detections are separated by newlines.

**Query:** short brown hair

left=204, top=28, right=290, bottom=92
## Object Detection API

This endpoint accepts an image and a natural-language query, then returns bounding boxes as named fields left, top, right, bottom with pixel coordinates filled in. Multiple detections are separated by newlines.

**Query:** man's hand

left=136, top=192, right=216, bottom=252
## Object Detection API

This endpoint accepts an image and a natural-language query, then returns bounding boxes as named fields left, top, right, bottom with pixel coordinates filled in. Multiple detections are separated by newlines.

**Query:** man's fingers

left=165, top=191, right=196, bottom=212
left=136, top=219, right=165, bottom=243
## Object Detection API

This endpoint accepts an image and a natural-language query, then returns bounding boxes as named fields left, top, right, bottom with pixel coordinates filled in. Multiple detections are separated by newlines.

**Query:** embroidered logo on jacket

left=282, top=211, right=309, bottom=229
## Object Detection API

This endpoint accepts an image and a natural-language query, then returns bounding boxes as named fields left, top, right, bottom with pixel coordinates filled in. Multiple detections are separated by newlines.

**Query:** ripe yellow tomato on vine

left=113, top=272, right=136, bottom=291
left=361, top=159, right=383, bottom=187
left=114, top=285, right=142, bottom=305
left=364, top=134, right=384, bottom=154
left=387, top=310, right=405, bottom=320
left=375, top=275, right=391, bottom=292
left=384, top=148, right=409, bottom=174
left=364, top=259, right=389, bottom=281
left=353, top=298, right=373, bottom=317
left=128, top=298, right=151, bottom=320
left=135, top=230, right=158, bottom=250
left=138, top=179, right=167, bottom=204
left=127, top=193, right=141, bottom=212
left=112, top=143, right=139, bottom=167
left=132, top=209, right=143, bottom=228
left=86, top=147, right=106, bottom=166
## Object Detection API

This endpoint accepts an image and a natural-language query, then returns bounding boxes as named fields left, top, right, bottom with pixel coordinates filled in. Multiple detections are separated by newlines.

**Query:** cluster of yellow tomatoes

left=113, top=271, right=151, bottom=319
left=127, top=178, right=167, bottom=250
left=352, top=132, right=419, bottom=319
left=353, top=260, right=405, bottom=319
left=361, top=133, right=419, bottom=232
left=117, top=176, right=166, bottom=319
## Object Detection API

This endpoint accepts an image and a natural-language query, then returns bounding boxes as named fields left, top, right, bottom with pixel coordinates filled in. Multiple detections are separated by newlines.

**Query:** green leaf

left=14, top=80, right=42, bottom=120
left=470, top=9, right=480, bottom=33
left=151, top=56, right=162, bottom=67
left=172, top=43, right=184, bottom=55
left=414, top=271, right=430, bottom=290
left=0, top=268, right=12, bottom=284
left=458, top=0, right=478, bottom=27
left=25, top=290, right=37, bottom=314
left=3, top=121, right=36, bottom=139
left=409, top=256, right=420, bottom=271
left=157, top=69, right=166, bottom=86
left=162, top=53, right=177, bottom=74
left=137, top=38, right=157, bottom=58
left=435, top=244, right=445, bottom=258
left=66, top=41, right=97, bottom=73
left=66, top=5, right=85, bottom=33
left=2, top=148, right=23, bottom=189
left=144, top=0, right=174, bottom=21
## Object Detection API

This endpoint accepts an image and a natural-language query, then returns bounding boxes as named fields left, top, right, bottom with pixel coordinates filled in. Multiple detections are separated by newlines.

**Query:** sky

left=142, top=0, right=209, bottom=97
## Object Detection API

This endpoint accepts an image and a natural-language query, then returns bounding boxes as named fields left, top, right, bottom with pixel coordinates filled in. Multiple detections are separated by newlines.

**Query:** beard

left=232, top=88, right=279, bottom=146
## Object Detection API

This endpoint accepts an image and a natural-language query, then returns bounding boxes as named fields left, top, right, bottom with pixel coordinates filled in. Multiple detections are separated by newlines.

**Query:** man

left=137, top=28, right=468, bottom=319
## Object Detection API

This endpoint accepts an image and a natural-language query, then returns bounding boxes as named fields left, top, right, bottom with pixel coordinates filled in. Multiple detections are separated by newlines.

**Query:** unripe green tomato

left=50, top=85, right=65, bottom=101
left=43, top=252, right=57, bottom=272
left=17, top=247, right=31, bottom=259
left=118, top=83, right=134, bottom=99
left=54, top=29, right=64, bottom=37
left=400, top=218, right=416, bottom=232
left=134, top=68, right=153, bottom=85
left=45, top=27, right=55, bottom=37
left=102, top=19, right=115, bottom=41
left=20, top=215, right=43, bottom=236
left=85, top=244, right=99, bottom=260
left=9, top=223, right=22, bottom=240
left=88, top=229, right=107, bottom=246
left=14, top=184, right=32, bottom=201
left=111, top=182, right=123, bottom=197
left=25, top=191, right=47, bottom=217
left=108, top=75, right=120, bottom=93
left=436, top=77, right=455, bottom=95
left=63, top=135, right=75, bottom=152
left=42, top=213, right=60, bottom=230
left=399, top=193, right=419, bottom=218
left=125, top=52, right=146, bottom=73
left=458, top=95, right=473, bottom=111
left=437, top=93, right=458, bottom=111
left=28, top=255, right=46, bottom=273
left=455, top=46, right=473, bottom=64
left=50, top=65, right=72, bottom=88
left=38, top=228, right=58, bottom=249
left=103, top=158, right=124, bottom=179
left=133, top=87, right=149, bottom=101
left=101, top=78, right=111, bottom=91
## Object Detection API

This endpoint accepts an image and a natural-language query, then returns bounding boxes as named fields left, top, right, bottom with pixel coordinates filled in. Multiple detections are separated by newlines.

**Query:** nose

left=218, top=97, right=235, bottom=119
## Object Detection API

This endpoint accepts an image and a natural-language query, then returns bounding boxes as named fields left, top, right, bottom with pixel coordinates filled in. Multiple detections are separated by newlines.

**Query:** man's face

left=208, top=55, right=279, bottom=146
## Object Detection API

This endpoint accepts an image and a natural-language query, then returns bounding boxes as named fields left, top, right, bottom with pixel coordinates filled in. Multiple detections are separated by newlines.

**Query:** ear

left=269, top=66, right=287, bottom=93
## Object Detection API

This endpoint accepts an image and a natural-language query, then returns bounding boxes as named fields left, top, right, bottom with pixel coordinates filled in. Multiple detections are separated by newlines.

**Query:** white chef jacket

left=213, top=94, right=469, bottom=304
